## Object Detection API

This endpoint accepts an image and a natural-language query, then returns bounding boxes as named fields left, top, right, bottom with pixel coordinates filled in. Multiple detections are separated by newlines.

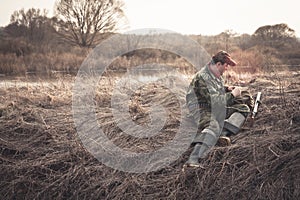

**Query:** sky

left=0, top=0, right=299, bottom=37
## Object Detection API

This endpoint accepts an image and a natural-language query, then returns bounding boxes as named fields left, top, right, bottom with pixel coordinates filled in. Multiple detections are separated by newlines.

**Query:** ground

left=0, top=69, right=299, bottom=199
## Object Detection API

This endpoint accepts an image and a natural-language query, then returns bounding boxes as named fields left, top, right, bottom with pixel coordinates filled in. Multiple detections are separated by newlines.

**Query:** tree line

left=0, top=0, right=126, bottom=54
left=0, top=0, right=299, bottom=75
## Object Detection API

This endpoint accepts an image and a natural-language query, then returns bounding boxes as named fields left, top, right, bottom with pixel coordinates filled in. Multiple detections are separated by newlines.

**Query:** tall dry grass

left=0, top=50, right=87, bottom=77
left=0, top=44, right=285, bottom=80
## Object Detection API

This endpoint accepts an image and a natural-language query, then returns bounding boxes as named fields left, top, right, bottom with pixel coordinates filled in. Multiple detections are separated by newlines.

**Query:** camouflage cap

left=212, top=50, right=237, bottom=66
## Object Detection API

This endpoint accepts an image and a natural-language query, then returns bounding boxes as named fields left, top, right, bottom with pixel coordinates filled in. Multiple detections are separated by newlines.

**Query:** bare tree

left=216, top=30, right=237, bottom=51
left=54, top=0, right=126, bottom=47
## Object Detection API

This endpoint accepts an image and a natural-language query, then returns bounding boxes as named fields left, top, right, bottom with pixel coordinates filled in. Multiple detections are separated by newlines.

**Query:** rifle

left=251, top=92, right=262, bottom=120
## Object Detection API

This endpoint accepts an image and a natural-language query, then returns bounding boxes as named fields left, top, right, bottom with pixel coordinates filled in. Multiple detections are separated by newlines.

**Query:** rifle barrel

left=252, top=92, right=262, bottom=118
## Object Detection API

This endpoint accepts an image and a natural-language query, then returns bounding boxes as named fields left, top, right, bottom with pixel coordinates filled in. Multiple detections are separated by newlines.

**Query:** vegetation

left=1, top=4, right=300, bottom=200
left=0, top=60, right=299, bottom=200
left=54, top=0, right=126, bottom=47
left=0, top=4, right=299, bottom=76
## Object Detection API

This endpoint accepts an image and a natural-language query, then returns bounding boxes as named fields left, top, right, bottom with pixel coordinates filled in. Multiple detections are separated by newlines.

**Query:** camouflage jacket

left=186, top=64, right=235, bottom=111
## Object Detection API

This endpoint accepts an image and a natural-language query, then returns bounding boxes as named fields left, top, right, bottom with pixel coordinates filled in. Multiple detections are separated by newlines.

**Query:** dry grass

left=0, top=68, right=299, bottom=199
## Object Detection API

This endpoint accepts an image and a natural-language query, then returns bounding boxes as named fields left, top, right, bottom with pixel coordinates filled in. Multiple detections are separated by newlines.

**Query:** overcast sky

left=1, top=0, right=299, bottom=36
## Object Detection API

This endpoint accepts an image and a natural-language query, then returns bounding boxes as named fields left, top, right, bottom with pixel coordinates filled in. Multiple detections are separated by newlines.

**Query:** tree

left=54, top=0, right=126, bottom=47
left=8, top=8, right=56, bottom=44
left=216, top=30, right=237, bottom=51
left=10, top=8, right=47, bottom=41
left=236, top=33, right=252, bottom=50
left=252, top=23, right=297, bottom=48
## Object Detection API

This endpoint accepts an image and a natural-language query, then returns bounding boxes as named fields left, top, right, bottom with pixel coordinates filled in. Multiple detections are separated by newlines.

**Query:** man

left=185, top=50, right=254, bottom=168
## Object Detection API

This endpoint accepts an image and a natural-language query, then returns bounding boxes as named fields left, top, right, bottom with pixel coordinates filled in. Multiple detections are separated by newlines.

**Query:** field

left=0, top=67, right=299, bottom=199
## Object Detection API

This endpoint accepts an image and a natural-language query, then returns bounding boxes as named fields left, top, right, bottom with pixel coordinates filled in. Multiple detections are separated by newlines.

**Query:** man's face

left=217, top=63, right=229, bottom=75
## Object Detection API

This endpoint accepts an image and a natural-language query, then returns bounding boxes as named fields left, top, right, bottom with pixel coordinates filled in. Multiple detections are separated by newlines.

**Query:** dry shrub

left=230, top=46, right=283, bottom=74
left=224, top=47, right=285, bottom=85
left=0, top=54, right=26, bottom=75
left=108, top=49, right=195, bottom=76
left=231, top=50, right=263, bottom=74
left=0, top=51, right=86, bottom=76
left=0, top=37, right=33, bottom=56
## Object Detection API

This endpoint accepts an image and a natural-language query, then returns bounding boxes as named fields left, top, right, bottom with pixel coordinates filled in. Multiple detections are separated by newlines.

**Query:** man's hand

left=227, top=86, right=235, bottom=91
left=231, top=87, right=241, bottom=97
